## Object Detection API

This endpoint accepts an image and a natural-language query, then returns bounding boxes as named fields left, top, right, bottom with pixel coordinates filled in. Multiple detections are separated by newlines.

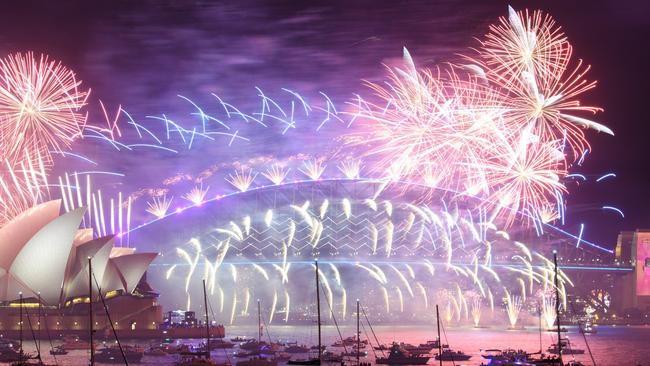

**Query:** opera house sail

left=0, top=200, right=168, bottom=338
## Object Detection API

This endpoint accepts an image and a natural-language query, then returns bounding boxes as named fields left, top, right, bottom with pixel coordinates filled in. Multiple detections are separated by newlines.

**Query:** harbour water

left=3, top=325, right=648, bottom=366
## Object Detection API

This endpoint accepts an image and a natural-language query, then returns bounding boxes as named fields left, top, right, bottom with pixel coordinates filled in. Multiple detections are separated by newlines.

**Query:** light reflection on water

left=3, top=325, right=648, bottom=366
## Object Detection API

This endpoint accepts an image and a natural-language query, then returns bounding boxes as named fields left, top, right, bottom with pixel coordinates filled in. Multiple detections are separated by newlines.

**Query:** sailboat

left=235, top=300, right=277, bottom=366
left=343, top=300, right=367, bottom=360
left=432, top=304, right=471, bottom=362
left=176, top=279, right=231, bottom=366
left=11, top=294, right=55, bottom=366
left=288, top=260, right=322, bottom=366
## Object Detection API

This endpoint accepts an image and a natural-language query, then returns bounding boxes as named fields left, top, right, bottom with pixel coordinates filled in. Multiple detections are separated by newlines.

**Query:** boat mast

left=435, top=304, right=442, bottom=366
left=553, top=252, right=563, bottom=365
left=19, top=292, right=23, bottom=364
left=38, top=292, right=41, bottom=355
left=258, top=299, right=261, bottom=345
left=203, top=279, right=211, bottom=359
left=538, top=301, right=542, bottom=353
left=315, top=260, right=321, bottom=363
left=357, top=299, right=360, bottom=366
left=89, top=257, right=94, bottom=366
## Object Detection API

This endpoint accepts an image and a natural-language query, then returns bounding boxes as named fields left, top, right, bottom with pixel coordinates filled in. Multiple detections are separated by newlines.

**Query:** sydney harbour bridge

left=126, top=177, right=633, bottom=326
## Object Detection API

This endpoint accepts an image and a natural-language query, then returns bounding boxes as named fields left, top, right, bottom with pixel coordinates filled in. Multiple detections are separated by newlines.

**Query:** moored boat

left=94, top=345, right=145, bottom=364
left=375, top=343, right=430, bottom=365
left=434, top=348, right=472, bottom=361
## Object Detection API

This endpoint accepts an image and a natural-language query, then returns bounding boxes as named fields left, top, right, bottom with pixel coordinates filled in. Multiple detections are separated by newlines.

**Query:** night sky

left=0, top=0, right=648, bottom=250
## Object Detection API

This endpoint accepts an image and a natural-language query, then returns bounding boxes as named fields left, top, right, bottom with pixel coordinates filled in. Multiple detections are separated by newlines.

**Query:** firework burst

left=0, top=52, right=89, bottom=166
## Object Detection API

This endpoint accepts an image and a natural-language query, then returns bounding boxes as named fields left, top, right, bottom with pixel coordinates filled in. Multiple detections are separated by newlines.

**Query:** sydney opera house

left=0, top=199, right=163, bottom=338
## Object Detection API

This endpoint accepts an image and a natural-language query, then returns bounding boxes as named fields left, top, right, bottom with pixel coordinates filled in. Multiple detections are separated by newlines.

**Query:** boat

left=209, top=339, right=235, bottom=349
left=94, top=345, right=144, bottom=364
left=480, top=349, right=530, bottom=365
left=434, top=348, right=472, bottom=361
left=287, top=261, right=322, bottom=366
left=579, top=321, right=597, bottom=334
left=175, top=280, right=231, bottom=366
left=342, top=349, right=367, bottom=357
left=231, top=336, right=248, bottom=342
left=546, top=340, right=585, bottom=355
left=164, top=343, right=193, bottom=354
left=373, top=344, right=389, bottom=351
left=0, top=339, right=24, bottom=362
left=400, top=343, right=432, bottom=355
left=176, top=353, right=231, bottom=366
left=61, top=336, right=94, bottom=350
left=285, top=345, right=310, bottom=354
left=375, top=343, right=430, bottom=365
left=287, top=359, right=321, bottom=366
left=144, top=346, right=168, bottom=356
left=48, top=345, right=68, bottom=356
left=418, top=339, right=448, bottom=349
left=331, top=336, right=367, bottom=347
left=431, top=304, right=471, bottom=362
left=321, top=351, right=342, bottom=363
left=235, top=357, right=278, bottom=366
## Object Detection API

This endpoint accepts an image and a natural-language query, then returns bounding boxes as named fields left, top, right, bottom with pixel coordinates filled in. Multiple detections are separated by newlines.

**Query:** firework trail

left=471, top=297, right=482, bottom=327
left=284, top=290, right=291, bottom=323
left=504, top=289, right=523, bottom=328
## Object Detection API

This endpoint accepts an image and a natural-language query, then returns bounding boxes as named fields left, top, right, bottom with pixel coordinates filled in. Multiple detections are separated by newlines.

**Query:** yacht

left=48, top=345, right=68, bottom=356
left=285, top=344, right=310, bottom=353
left=418, top=339, right=448, bottom=349
left=546, top=339, right=585, bottom=355
left=94, top=345, right=145, bottom=364
left=375, top=343, right=430, bottom=365
left=0, top=339, right=23, bottom=362
left=209, top=339, right=236, bottom=349
left=235, top=356, right=278, bottom=366
left=434, top=348, right=472, bottom=361
left=579, top=321, right=597, bottom=334
left=400, top=343, right=433, bottom=355
left=61, top=336, right=93, bottom=350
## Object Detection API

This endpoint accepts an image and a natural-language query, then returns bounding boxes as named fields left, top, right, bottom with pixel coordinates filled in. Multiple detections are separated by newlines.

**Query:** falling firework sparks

left=504, top=289, right=523, bottom=328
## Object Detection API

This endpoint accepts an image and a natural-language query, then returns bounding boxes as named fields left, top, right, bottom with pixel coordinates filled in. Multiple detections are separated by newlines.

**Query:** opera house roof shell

left=0, top=200, right=157, bottom=305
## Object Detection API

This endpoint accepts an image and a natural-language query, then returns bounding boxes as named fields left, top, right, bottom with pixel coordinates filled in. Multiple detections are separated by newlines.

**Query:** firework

left=504, top=290, right=523, bottom=328
left=262, top=164, right=290, bottom=185
left=0, top=52, right=89, bottom=167
left=183, top=184, right=209, bottom=206
left=471, top=297, right=482, bottom=327
left=342, top=6, right=612, bottom=225
left=299, top=160, right=326, bottom=180
left=338, top=159, right=362, bottom=179
left=226, top=167, right=257, bottom=192
left=146, top=195, right=173, bottom=218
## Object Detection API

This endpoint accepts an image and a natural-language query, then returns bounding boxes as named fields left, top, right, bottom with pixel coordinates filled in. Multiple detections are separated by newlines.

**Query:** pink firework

left=345, top=7, right=612, bottom=226
left=0, top=52, right=89, bottom=167
left=468, top=6, right=612, bottom=159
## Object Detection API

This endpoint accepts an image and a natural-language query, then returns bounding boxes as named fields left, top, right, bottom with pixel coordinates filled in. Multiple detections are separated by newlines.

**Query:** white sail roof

left=102, top=252, right=157, bottom=294
left=8, top=207, right=86, bottom=304
left=0, top=200, right=62, bottom=270
left=63, top=235, right=114, bottom=300
left=0, top=200, right=157, bottom=305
